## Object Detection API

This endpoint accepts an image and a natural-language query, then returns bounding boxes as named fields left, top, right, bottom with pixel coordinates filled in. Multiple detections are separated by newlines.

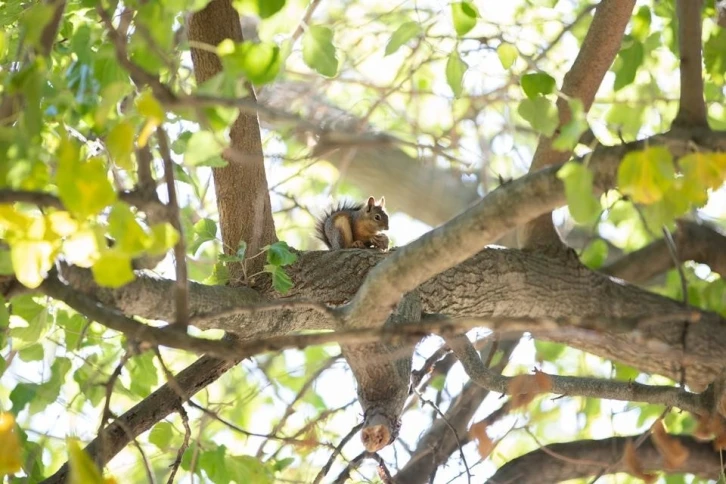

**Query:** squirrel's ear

left=366, top=196, right=375, bottom=211
left=378, top=196, right=385, bottom=207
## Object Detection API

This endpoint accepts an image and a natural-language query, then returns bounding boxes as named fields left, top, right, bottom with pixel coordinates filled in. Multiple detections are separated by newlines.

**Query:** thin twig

left=332, top=451, right=368, bottom=484
left=156, top=127, right=189, bottom=332
left=97, top=352, right=131, bottom=468
left=313, top=423, right=364, bottom=484
left=413, top=387, right=471, bottom=484
left=167, top=406, right=190, bottom=484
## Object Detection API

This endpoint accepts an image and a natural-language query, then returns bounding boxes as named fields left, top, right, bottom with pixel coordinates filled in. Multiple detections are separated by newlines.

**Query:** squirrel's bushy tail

left=315, top=200, right=363, bottom=249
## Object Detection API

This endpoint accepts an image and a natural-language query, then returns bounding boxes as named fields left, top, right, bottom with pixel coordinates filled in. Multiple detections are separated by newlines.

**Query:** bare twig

left=291, top=0, right=323, bottom=44
left=96, top=352, right=131, bottom=468
left=313, top=423, right=364, bottom=484
left=332, top=451, right=368, bottom=484
left=156, top=127, right=189, bottom=332
left=167, top=406, right=190, bottom=484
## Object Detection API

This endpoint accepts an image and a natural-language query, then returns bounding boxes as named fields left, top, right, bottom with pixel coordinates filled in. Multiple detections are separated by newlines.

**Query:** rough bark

left=518, top=0, right=636, bottom=252
left=489, top=434, right=725, bottom=483
left=673, top=0, right=707, bottom=128
left=342, top=293, right=419, bottom=452
left=188, top=0, right=277, bottom=279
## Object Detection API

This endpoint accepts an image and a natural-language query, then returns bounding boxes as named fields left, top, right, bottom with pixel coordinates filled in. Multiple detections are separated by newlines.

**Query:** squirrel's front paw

left=351, top=240, right=366, bottom=249
left=371, top=233, right=390, bottom=251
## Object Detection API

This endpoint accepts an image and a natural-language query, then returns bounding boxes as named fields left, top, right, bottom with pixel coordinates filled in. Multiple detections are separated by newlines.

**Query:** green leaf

left=303, top=26, right=338, bottom=77
left=9, top=295, right=50, bottom=347
left=258, top=0, right=285, bottom=18
left=517, top=97, right=558, bottom=137
left=108, top=202, right=150, bottom=257
left=57, top=312, right=86, bottom=350
left=220, top=41, right=282, bottom=85
left=200, top=446, right=229, bottom=482
left=429, top=374, right=446, bottom=391
left=617, top=146, right=675, bottom=204
left=451, top=2, right=479, bottom=37
left=68, top=438, right=104, bottom=484
left=147, top=223, right=179, bottom=256
left=556, top=162, right=601, bottom=225
left=264, top=265, right=293, bottom=294
left=227, top=455, right=274, bottom=484
left=272, top=457, right=295, bottom=473
left=704, top=29, right=726, bottom=85
left=91, top=250, right=135, bottom=288
left=56, top=145, right=117, bottom=219
left=106, top=121, right=135, bottom=170
left=606, top=104, right=645, bottom=139
left=203, top=261, right=230, bottom=286
left=128, top=352, right=159, bottom=397
left=631, top=5, right=651, bottom=42
left=0, top=249, right=13, bottom=275
left=149, top=422, right=175, bottom=452
left=521, top=72, right=556, bottom=99
left=552, top=98, right=588, bottom=151
left=190, top=218, right=218, bottom=256
left=9, top=383, right=38, bottom=415
left=613, top=39, right=644, bottom=91
left=679, top=152, right=726, bottom=192
left=580, top=239, right=608, bottom=269
left=20, top=3, right=54, bottom=50
left=534, top=341, right=566, bottom=361
left=385, top=22, right=422, bottom=56
left=265, top=241, right=297, bottom=266
left=445, top=50, right=467, bottom=97
left=496, top=43, right=518, bottom=69
left=18, top=344, right=44, bottom=362
left=184, top=131, right=225, bottom=166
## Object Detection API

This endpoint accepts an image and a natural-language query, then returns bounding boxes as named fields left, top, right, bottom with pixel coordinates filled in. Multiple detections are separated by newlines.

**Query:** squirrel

left=316, top=196, right=390, bottom=250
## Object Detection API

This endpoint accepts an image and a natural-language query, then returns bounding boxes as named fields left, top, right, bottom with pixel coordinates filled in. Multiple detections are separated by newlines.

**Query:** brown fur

left=316, top=197, right=389, bottom=249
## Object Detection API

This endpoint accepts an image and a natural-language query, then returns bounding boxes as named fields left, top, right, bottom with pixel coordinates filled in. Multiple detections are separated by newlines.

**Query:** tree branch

left=188, top=0, right=277, bottom=279
left=518, top=0, right=636, bottom=252
left=489, top=434, right=725, bottom=483
left=602, top=219, right=726, bottom=283
left=673, top=0, right=708, bottom=128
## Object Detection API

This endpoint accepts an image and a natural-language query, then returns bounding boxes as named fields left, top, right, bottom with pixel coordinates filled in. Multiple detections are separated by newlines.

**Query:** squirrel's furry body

left=316, top=197, right=389, bottom=250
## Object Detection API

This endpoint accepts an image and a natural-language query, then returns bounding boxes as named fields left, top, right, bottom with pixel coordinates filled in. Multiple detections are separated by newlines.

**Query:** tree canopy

left=1, top=0, right=726, bottom=483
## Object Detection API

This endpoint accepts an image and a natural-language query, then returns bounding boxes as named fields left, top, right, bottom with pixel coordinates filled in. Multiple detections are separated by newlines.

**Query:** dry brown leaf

left=623, top=440, right=657, bottom=484
left=508, top=370, right=552, bottom=410
left=651, top=419, right=689, bottom=470
left=469, top=420, right=495, bottom=459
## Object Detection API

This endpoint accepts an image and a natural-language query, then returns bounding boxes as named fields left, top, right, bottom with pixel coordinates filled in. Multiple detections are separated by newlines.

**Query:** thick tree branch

left=673, top=0, right=708, bottom=128
left=602, top=220, right=726, bottom=283
left=188, top=0, right=277, bottom=279
left=447, top=336, right=709, bottom=415
left=488, top=434, right=725, bottom=483
left=518, top=0, right=636, bottom=252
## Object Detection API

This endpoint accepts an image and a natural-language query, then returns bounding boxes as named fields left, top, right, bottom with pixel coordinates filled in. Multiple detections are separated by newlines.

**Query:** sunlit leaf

left=220, top=41, right=282, bottom=85
left=521, top=72, right=556, bottom=99
left=517, top=96, right=558, bottom=137
left=614, top=39, right=644, bottom=91
left=185, top=131, right=225, bottom=166
left=303, top=26, right=338, bottom=77
left=258, top=0, right=285, bottom=18
left=136, top=90, right=165, bottom=147
left=618, top=146, right=675, bottom=204
left=57, top=151, right=117, bottom=219
left=91, top=250, right=135, bottom=288
left=106, top=121, right=135, bottom=170
left=557, top=161, right=601, bottom=225
left=0, top=412, right=21, bottom=477
left=149, top=422, right=175, bottom=452
left=108, top=202, right=150, bottom=257
left=446, top=50, right=467, bottom=97
left=265, top=241, right=297, bottom=266
left=497, top=43, right=518, bottom=69
left=451, top=2, right=479, bottom=37
left=385, top=22, right=422, bottom=56
left=580, top=239, right=608, bottom=269
left=68, top=438, right=104, bottom=484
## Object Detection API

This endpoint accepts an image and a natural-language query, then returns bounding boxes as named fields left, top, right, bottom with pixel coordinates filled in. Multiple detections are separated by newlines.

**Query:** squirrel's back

left=315, top=200, right=364, bottom=248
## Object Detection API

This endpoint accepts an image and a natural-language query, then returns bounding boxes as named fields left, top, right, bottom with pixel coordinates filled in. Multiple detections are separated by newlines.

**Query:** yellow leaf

left=106, top=121, right=135, bottom=170
left=68, top=438, right=104, bottom=484
left=63, top=227, right=103, bottom=268
left=11, top=239, right=56, bottom=289
left=0, top=206, right=33, bottom=238
left=0, top=412, right=22, bottom=477
left=617, top=146, right=675, bottom=204
left=47, top=212, right=78, bottom=238
left=147, top=223, right=179, bottom=256
left=91, top=250, right=135, bottom=288
left=679, top=152, right=726, bottom=191
left=136, top=91, right=164, bottom=148
left=108, top=202, right=151, bottom=257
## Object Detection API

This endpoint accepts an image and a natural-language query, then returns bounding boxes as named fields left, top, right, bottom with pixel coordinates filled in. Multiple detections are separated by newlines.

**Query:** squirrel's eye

left=374, top=214, right=381, bottom=221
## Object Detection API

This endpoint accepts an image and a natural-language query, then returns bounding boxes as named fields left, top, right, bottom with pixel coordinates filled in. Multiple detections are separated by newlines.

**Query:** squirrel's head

left=361, top=196, right=389, bottom=231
